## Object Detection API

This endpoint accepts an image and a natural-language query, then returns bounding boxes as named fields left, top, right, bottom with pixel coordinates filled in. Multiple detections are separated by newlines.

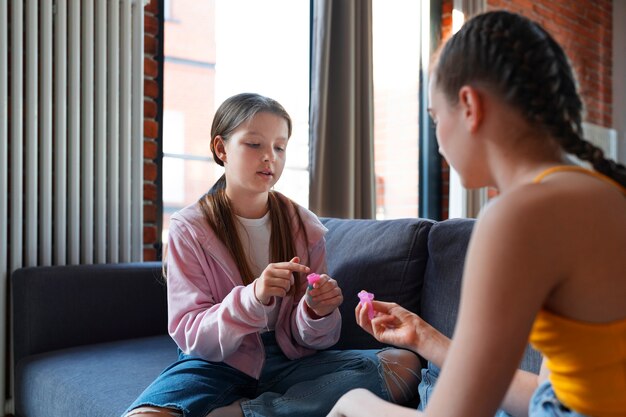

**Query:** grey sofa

left=11, top=217, right=541, bottom=417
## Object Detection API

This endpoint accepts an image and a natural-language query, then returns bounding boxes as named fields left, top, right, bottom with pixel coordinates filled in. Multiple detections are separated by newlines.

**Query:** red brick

left=145, top=35, right=158, bottom=55
left=144, top=203, right=157, bottom=223
left=145, top=0, right=159, bottom=15
left=144, top=183, right=157, bottom=201
left=144, top=161, right=158, bottom=182
left=144, top=225, right=157, bottom=244
left=144, top=57, right=159, bottom=78
left=145, top=79, right=159, bottom=99
left=144, top=120, right=159, bottom=139
left=143, top=248, right=158, bottom=261
left=144, top=140, right=158, bottom=160
left=144, top=99, right=157, bottom=118
left=145, top=15, right=159, bottom=35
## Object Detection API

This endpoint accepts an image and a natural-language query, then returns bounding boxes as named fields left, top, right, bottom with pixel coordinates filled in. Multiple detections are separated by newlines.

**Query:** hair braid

left=434, top=11, right=626, bottom=188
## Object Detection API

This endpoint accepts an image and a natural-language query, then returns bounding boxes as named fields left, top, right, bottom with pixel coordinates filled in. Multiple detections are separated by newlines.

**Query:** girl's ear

left=458, top=85, right=484, bottom=134
left=213, top=135, right=227, bottom=163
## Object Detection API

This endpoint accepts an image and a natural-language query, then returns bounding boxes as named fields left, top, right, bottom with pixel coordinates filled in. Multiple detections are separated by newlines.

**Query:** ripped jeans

left=124, top=332, right=393, bottom=417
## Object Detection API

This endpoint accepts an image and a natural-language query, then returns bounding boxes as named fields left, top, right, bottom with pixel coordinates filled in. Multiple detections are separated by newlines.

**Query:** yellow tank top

left=529, top=165, right=626, bottom=416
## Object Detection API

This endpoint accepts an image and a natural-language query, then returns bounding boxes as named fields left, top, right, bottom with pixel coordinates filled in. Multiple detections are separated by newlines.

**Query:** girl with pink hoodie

left=124, top=93, right=420, bottom=417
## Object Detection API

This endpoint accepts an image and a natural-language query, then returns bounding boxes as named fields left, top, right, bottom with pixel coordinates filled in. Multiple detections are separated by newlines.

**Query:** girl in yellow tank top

left=530, top=166, right=626, bottom=416
left=327, top=10, right=626, bottom=417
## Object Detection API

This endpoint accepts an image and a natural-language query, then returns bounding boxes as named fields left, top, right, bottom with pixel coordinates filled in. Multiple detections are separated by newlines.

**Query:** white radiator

left=582, top=122, right=618, bottom=160
left=1, top=0, right=145, bottom=413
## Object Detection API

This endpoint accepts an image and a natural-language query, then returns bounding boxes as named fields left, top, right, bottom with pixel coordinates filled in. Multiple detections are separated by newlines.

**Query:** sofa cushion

left=420, top=218, right=475, bottom=339
left=421, top=218, right=542, bottom=373
left=12, top=262, right=167, bottom=368
left=15, top=335, right=177, bottom=417
left=321, top=217, right=434, bottom=349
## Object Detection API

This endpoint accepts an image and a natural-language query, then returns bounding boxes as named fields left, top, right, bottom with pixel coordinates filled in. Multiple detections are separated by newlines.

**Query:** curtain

left=309, top=0, right=375, bottom=219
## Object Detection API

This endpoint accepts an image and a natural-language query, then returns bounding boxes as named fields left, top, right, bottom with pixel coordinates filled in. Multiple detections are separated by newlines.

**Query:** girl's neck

left=225, top=188, right=270, bottom=219
left=484, top=130, right=566, bottom=193
left=490, top=149, right=566, bottom=193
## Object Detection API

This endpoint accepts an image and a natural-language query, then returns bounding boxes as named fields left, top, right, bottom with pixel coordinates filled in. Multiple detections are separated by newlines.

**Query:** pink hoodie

left=166, top=192, right=341, bottom=379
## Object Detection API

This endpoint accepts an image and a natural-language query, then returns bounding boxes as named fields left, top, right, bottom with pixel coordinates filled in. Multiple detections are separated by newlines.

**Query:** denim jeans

left=529, top=380, right=589, bottom=417
left=417, top=361, right=512, bottom=417
left=124, top=332, right=390, bottom=417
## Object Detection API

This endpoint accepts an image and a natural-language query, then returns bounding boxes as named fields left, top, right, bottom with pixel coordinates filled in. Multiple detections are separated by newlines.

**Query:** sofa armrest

left=12, top=262, right=167, bottom=367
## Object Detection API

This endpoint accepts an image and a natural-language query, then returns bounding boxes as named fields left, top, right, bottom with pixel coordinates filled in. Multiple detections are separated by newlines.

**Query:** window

left=162, top=0, right=429, bottom=241
left=162, top=0, right=310, bottom=241
left=372, top=0, right=422, bottom=219
left=163, top=0, right=173, bottom=21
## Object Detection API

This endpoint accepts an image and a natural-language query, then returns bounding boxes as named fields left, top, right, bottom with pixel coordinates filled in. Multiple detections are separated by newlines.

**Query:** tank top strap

left=533, top=165, right=626, bottom=195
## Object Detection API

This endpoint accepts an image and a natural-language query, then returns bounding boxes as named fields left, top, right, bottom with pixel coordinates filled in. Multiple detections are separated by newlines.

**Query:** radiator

left=582, top=122, right=618, bottom=161
left=0, top=0, right=145, bottom=413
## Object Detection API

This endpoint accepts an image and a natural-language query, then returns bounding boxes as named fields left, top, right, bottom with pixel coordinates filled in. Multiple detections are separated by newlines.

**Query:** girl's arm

left=291, top=236, right=342, bottom=349
left=167, top=218, right=277, bottom=361
left=356, top=301, right=542, bottom=417
left=420, top=193, right=561, bottom=417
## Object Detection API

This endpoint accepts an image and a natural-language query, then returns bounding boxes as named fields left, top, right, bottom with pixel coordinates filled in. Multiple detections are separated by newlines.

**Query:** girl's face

left=218, top=111, right=289, bottom=198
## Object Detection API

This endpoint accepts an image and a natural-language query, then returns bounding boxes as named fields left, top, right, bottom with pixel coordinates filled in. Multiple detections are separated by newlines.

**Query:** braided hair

left=433, top=10, right=626, bottom=187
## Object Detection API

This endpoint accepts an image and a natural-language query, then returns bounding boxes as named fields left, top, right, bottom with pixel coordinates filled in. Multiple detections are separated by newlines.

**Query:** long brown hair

left=432, top=11, right=626, bottom=187
left=198, top=93, right=308, bottom=294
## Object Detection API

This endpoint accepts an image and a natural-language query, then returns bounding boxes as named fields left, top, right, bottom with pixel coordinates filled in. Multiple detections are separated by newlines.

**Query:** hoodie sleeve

left=166, top=217, right=274, bottom=361
left=290, top=225, right=342, bottom=349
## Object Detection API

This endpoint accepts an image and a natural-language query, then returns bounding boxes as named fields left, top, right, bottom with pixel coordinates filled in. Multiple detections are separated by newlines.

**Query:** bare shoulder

left=466, top=183, right=587, bottom=292
left=473, top=183, right=566, bottom=252
left=477, top=175, right=626, bottom=245
left=470, top=177, right=626, bottom=318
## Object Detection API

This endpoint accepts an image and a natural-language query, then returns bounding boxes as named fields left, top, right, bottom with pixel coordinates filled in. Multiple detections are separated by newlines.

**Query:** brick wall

left=143, top=0, right=162, bottom=261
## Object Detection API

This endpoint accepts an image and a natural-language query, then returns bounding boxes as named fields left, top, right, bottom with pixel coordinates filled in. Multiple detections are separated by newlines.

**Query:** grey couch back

left=321, top=217, right=435, bottom=349
left=12, top=217, right=541, bottom=375
left=420, top=218, right=542, bottom=373
left=12, top=262, right=167, bottom=368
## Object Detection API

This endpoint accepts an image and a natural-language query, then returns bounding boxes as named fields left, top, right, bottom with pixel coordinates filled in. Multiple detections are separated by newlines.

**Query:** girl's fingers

left=310, top=286, right=341, bottom=301
left=263, top=257, right=313, bottom=281
left=370, top=300, right=396, bottom=313
left=266, top=276, right=292, bottom=291
left=308, top=275, right=337, bottom=296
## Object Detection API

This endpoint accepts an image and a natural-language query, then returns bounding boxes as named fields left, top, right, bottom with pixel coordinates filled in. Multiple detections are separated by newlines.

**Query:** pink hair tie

left=358, top=290, right=375, bottom=320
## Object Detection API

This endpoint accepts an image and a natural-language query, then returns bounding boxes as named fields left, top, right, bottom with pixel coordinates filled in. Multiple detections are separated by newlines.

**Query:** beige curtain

left=309, top=0, right=375, bottom=219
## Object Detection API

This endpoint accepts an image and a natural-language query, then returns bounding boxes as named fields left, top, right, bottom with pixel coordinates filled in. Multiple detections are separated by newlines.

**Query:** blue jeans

left=418, top=362, right=592, bottom=417
left=124, top=332, right=391, bottom=417
left=529, top=380, right=589, bottom=417
left=417, top=362, right=512, bottom=417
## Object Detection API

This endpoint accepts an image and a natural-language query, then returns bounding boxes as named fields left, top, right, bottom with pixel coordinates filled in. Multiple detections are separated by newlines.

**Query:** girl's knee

left=377, top=349, right=422, bottom=404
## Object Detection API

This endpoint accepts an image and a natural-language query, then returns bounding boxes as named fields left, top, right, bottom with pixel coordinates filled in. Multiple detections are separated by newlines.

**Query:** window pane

left=162, top=0, right=310, bottom=242
left=373, top=0, right=421, bottom=219
left=162, top=157, right=222, bottom=243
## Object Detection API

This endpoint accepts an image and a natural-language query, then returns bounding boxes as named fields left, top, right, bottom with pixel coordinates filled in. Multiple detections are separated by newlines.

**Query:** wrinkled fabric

left=166, top=192, right=341, bottom=379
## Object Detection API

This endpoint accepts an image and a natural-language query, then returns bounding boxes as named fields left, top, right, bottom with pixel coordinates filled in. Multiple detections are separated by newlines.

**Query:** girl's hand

left=305, top=274, right=343, bottom=318
left=355, top=301, right=423, bottom=352
left=254, top=257, right=310, bottom=305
